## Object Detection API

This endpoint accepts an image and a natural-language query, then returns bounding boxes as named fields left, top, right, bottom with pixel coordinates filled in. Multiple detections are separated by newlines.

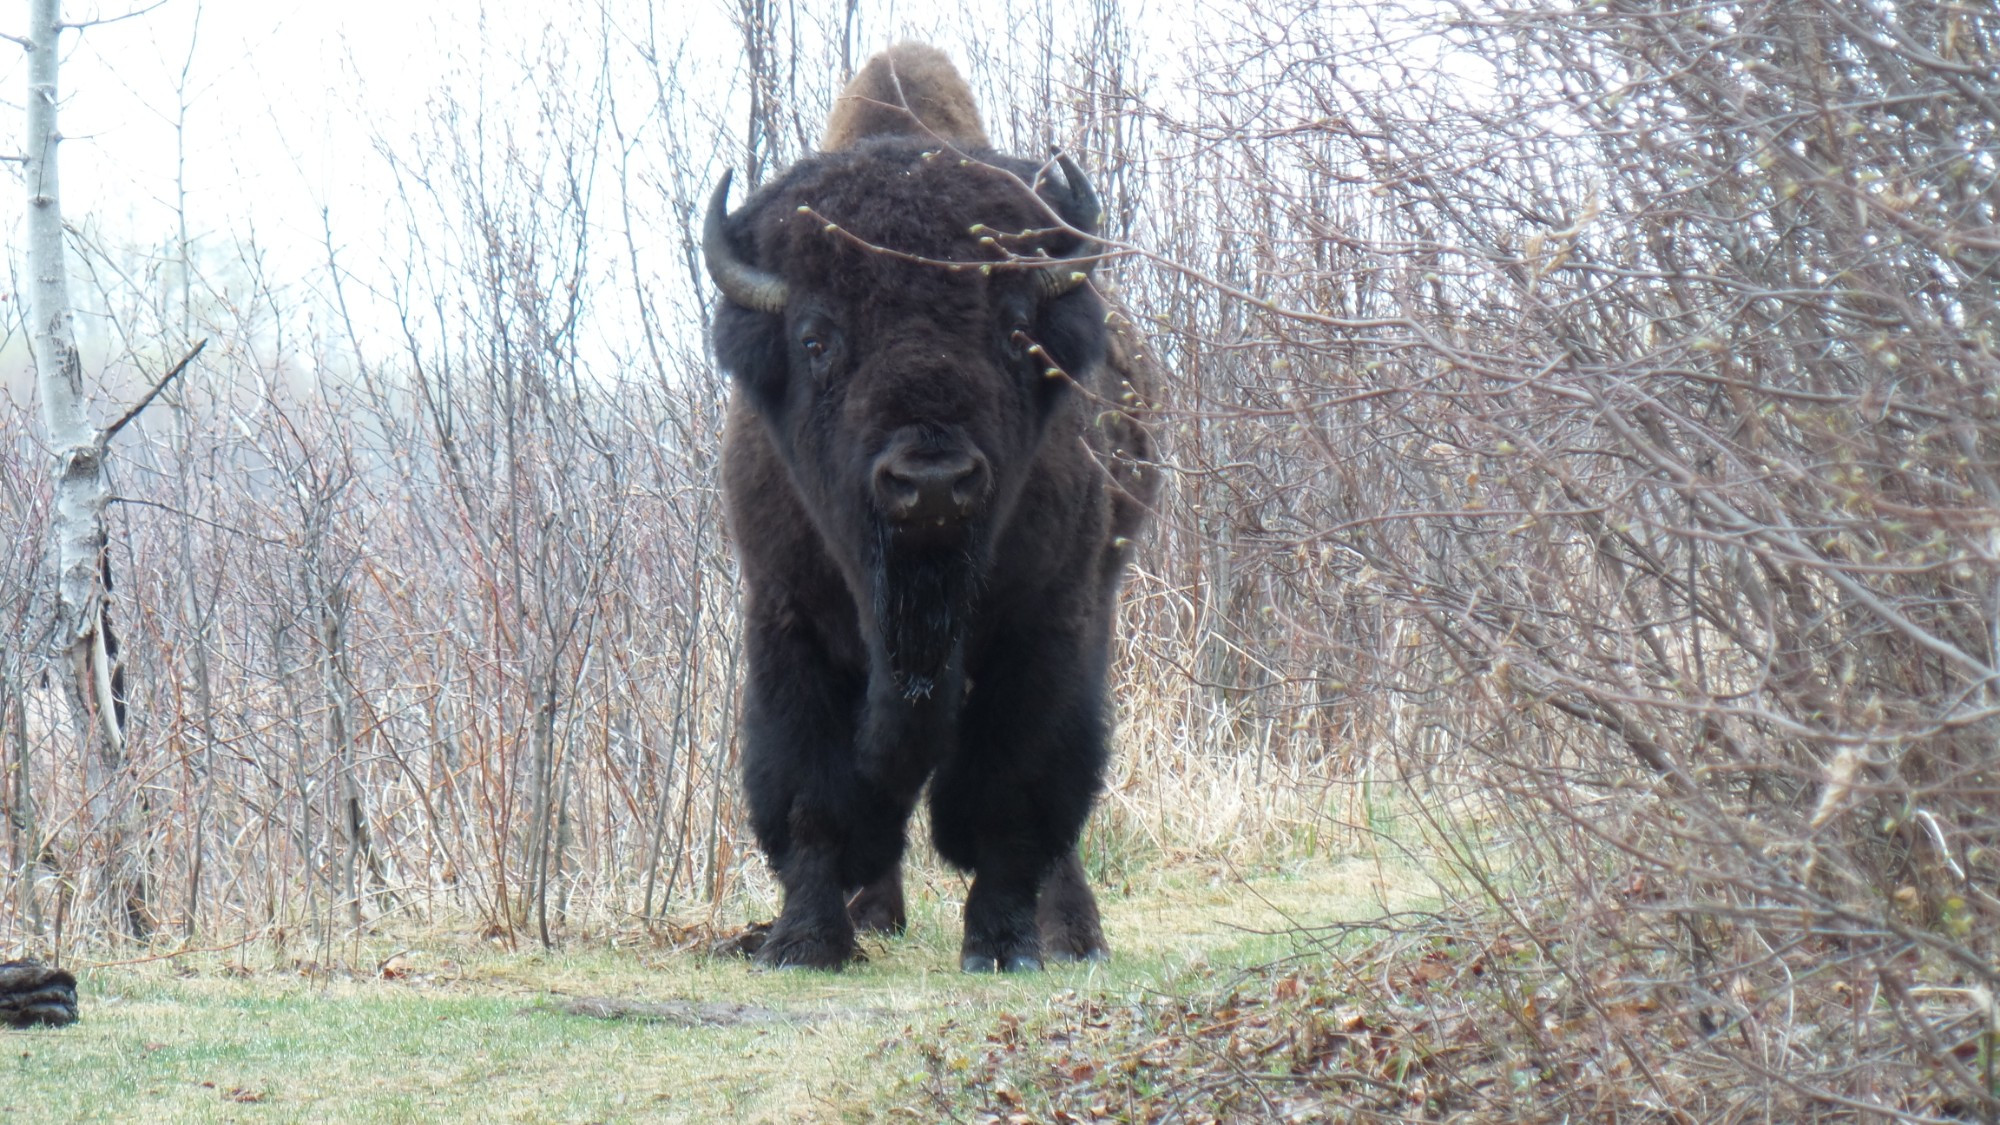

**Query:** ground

left=0, top=853, right=1425, bottom=1123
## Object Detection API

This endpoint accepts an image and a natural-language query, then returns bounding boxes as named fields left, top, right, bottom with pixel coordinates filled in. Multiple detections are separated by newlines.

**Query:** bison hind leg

left=846, top=866, right=908, bottom=935
left=1037, top=850, right=1109, bottom=963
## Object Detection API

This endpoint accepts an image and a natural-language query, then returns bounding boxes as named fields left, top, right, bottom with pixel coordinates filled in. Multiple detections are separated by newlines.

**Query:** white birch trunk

left=24, top=0, right=148, bottom=937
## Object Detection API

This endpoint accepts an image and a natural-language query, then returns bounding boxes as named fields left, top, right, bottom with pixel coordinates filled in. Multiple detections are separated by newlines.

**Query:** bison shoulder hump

left=823, top=43, right=990, bottom=153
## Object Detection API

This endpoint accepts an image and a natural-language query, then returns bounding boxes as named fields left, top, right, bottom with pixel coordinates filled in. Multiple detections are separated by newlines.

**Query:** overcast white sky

left=0, top=0, right=1109, bottom=384
left=8, top=2, right=705, bottom=290
left=0, top=0, right=778, bottom=393
left=13, top=1, right=456, bottom=262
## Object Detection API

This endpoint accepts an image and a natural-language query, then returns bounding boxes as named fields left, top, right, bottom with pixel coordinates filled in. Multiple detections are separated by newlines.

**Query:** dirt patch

left=537, top=996, right=809, bottom=1027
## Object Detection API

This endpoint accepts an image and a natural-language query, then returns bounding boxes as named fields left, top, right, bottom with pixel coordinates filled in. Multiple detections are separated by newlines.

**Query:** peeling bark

left=24, top=0, right=147, bottom=938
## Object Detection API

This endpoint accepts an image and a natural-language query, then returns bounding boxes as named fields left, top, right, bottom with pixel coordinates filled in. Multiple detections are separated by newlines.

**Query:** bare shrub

left=1078, top=0, right=2000, bottom=1115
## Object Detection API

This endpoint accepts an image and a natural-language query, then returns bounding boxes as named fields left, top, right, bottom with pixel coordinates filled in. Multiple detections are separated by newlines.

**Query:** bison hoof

left=960, top=952, right=1044, bottom=973
left=1045, top=947, right=1109, bottom=965
left=753, top=925, right=856, bottom=971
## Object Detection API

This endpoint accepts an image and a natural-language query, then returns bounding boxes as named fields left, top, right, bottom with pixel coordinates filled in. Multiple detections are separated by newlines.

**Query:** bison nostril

left=949, top=461, right=989, bottom=513
left=876, top=472, right=921, bottom=516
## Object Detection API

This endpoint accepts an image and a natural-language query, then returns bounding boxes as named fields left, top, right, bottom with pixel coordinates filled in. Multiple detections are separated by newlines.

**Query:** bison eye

left=795, top=319, right=840, bottom=380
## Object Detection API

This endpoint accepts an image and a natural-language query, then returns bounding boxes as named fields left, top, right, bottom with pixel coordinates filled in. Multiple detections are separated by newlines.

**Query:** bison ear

left=1035, top=152, right=1102, bottom=300
left=1035, top=283, right=1108, bottom=389
left=713, top=301, right=791, bottom=418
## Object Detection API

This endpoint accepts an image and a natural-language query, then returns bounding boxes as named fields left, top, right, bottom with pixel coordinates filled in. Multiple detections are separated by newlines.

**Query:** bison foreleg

left=933, top=619, right=1112, bottom=972
left=838, top=650, right=957, bottom=940
left=755, top=778, right=918, bottom=969
left=758, top=841, right=857, bottom=970
left=959, top=847, right=1050, bottom=972
left=740, top=601, right=893, bottom=970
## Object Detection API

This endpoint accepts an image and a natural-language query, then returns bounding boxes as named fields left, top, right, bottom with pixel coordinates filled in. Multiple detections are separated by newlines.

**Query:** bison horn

left=1054, top=152, right=1102, bottom=237
left=1038, top=153, right=1101, bottom=300
left=704, top=170, right=790, bottom=314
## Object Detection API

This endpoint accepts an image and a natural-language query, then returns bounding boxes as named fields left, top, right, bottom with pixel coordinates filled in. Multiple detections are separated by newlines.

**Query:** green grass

left=3, top=853, right=1430, bottom=1123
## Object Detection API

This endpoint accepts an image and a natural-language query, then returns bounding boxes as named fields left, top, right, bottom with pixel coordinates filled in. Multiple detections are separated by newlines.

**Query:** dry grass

left=905, top=897, right=2000, bottom=1124
left=1, top=849, right=1432, bottom=1123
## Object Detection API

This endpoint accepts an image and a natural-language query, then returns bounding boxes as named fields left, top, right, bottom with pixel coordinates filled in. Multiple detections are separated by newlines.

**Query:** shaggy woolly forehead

left=755, top=148, right=1067, bottom=297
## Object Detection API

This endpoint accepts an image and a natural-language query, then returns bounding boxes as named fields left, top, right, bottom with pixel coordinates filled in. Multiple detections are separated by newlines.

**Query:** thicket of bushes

left=2, top=0, right=1989, bottom=1115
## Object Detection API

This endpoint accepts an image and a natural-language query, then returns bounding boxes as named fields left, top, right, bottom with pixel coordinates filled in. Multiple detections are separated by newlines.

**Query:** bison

left=704, top=43, right=1157, bottom=971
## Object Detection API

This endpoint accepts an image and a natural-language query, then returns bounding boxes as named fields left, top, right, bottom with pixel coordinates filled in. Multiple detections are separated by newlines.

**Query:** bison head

left=706, top=143, right=1106, bottom=697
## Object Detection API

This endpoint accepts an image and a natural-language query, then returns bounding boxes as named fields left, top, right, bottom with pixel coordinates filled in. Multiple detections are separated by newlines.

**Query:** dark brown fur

left=710, top=45, right=1157, bottom=972
left=0, top=960, right=77, bottom=1028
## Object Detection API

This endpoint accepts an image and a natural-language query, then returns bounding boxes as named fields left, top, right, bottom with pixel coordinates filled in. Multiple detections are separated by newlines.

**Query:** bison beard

left=871, top=525, right=981, bottom=701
